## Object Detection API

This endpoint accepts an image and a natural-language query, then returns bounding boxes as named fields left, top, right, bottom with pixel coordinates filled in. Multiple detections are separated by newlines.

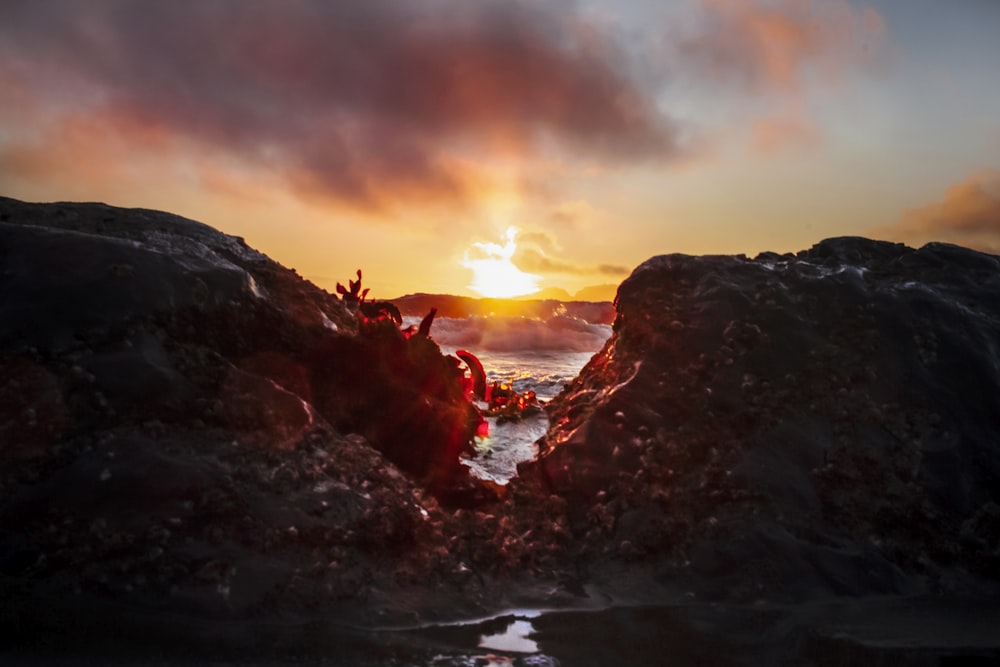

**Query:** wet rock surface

left=518, top=237, right=1000, bottom=606
left=0, top=197, right=507, bottom=647
left=3, top=197, right=1000, bottom=664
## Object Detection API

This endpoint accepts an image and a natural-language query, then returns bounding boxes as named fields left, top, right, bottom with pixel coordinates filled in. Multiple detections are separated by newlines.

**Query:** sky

left=2, top=0, right=999, bottom=299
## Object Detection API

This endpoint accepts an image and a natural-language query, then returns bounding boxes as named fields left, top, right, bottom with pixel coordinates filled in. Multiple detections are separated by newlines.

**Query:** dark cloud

left=595, top=263, right=631, bottom=276
left=879, top=169, right=1000, bottom=251
left=0, top=0, right=681, bottom=212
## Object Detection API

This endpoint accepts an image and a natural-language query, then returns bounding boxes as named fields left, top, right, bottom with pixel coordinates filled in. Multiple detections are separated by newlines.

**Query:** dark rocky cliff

left=518, top=237, right=1000, bottom=602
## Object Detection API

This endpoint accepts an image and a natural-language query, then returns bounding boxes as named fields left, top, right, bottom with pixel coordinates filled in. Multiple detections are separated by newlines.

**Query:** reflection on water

left=16, top=599, right=999, bottom=666
left=410, top=610, right=557, bottom=667
left=478, top=619, right=539, bottom=653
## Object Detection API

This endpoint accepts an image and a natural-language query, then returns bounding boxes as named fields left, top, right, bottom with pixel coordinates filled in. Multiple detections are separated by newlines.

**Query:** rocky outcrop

left=0, top=196, right=492, bottom=640
left=0, top=196, right=486, bottom=487
left=5, top=196, right=1000, bottom=662
left=518, top=237, right=1000, bottom=601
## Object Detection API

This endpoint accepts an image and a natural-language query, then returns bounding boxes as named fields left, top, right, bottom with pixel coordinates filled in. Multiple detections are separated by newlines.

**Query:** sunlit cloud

left=516, top=230, right=560, bottom=255
left=675, top=0, right=887, bottom=94
left=0, top=0, right=889, bottom=224
left=749, top=108, right=822, bottom=154
left=509, top=225, right=629, bottom=279
left=669, top=0, right=887, bottom=153
left=0, top=0, right=683, bottom=216
left=876, top=169, right=1000, bottom=252
left=513, top=246, right=629, bottom=278
left=548, top=200, right=597, bottom=229
left=2, top=0, right=991, bottom=302
left=462, top=227, right=541, bottom=298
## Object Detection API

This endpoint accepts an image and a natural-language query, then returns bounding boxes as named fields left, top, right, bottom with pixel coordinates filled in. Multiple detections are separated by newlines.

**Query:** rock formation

left=519, top=237, right=1000, bottom=602
left=0, top=196, right=493, bottom=646
left=3, top=196, right=999, bottom=663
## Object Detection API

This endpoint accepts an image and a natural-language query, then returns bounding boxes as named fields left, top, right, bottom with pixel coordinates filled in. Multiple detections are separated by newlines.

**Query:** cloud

left=516, top=230, right=561, bottom=255
left=548, top=199, right=597, bottom=228
left=749, top=108, right=822, bottom=154
left=668, top=0, right=886, bottom=153
left=513, top=246, right=629, bottom=277
left=0, top=0, right=682, bottom=213
left=878, top=169, right=1000, bottom=252
left=676, top=0, right=886, bottom=94
left=500, top=219, right=627, bottom=278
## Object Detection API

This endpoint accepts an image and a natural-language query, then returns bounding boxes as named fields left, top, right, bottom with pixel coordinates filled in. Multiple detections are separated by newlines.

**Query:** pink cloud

left=0, top=0, right=682, bottom=213
left=749, top=110, right=822, bottom=154
left=678, top=0, right=887, bottom=94
left=670, top=0, right=886, bottom=154
left=877, top=169, right=1000, bottom=252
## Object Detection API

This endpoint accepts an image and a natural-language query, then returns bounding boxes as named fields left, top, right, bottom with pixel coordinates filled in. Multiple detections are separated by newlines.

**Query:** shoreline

left=7, top=587, right=1000, bottom=665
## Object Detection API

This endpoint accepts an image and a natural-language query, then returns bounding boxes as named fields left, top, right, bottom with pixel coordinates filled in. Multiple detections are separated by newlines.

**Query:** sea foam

left=405, top=313, right=612, bottom=482
left=408, top=314, right=612, bottom=353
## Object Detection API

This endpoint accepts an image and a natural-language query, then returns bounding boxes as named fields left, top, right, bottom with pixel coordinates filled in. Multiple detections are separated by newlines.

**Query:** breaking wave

left=410, top=315, right=613, bottom=353
left=400, top=313, right=612, bottom=483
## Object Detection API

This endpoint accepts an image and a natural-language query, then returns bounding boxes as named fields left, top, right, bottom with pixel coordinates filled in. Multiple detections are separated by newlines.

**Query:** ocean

left=403, top=314, right=613, bottom=483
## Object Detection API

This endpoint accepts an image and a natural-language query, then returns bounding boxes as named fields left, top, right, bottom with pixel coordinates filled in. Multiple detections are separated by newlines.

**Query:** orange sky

left=2, top=0, right=998, bottom=299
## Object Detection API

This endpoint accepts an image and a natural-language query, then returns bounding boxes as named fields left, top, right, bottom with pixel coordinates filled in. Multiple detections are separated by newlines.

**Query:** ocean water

left=405, top=315, right=613, bottom=483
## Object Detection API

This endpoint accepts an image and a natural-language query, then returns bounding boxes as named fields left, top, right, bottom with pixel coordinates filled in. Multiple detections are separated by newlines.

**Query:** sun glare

left=462, top=227, right=541, bottom=298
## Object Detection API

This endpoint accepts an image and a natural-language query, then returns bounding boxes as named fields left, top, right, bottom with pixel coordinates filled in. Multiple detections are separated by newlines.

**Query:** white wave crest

left=406, top=315, right=612, bottom=353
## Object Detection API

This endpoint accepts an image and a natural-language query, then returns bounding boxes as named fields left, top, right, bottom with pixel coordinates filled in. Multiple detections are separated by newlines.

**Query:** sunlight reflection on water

left=477, top=619, right=539, bottom=653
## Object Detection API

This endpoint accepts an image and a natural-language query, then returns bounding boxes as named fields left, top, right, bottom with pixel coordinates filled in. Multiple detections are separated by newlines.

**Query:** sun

left=462, top=227, right=541, bottom=298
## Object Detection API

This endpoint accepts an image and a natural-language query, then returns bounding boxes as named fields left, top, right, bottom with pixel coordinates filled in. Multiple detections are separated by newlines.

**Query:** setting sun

left=462, top=227, right=541, bottom=298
